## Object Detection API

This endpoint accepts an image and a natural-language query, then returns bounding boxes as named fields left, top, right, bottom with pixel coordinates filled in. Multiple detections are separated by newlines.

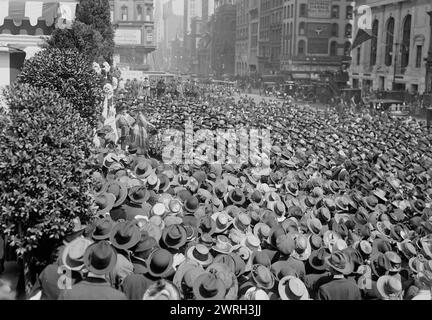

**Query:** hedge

left=0, top=84, right=98, bottom=267
left=17, top=48, right=103, bottom=126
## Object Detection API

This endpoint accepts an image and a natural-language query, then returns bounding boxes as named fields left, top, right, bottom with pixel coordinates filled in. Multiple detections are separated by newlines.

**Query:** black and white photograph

left=0, top=0, right=432, bottom=305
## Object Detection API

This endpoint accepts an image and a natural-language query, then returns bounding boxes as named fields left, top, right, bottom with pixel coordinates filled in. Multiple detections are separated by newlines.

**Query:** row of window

left=281, top=22, right=352, bottom=38
left=120, top=5, right=152, bottom=22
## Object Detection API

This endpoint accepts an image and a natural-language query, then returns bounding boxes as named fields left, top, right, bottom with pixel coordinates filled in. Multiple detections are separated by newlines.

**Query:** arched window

left=290, top=22, right=293, bottom=35
left=370, top=19, right=378, bottom=66
left=298, top=40, right=306, bottom=55
left=137, top=5, right=143, bottom=20
left=332, top=5, right=340, bottom=18
left=291, top=5, right=294, bottom=18
left=346, top=6, right=353, bottom=19
left=121, top=5, right=128, bottom=21
left=287, top=6, right=290, bottom=19
left=344, top=41, right=351, bottom=56
left=331, top=23, right=339, bottom=37
left=299, top=22, right=305, bottom=35
left=385, top=17, right=395, bottom=66
left=401, top=15, right=411, bottom=68
left=330, top=41, right=337, bottom=56
left=345, top=23, right=352, bottom=38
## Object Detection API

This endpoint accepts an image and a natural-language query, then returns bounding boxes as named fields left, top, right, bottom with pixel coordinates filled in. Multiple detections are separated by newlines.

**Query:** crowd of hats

left=68, top=90, right=432, bottom=300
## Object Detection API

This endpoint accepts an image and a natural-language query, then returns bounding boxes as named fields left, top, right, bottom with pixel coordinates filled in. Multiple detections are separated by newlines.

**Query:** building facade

left=235, top=0, right=250, bottom=76
left=111, top=0, right=156, bottom=72
left=280, top=0, right=354, bottom=80
left=349, top=0, right=432, bottom=94
left=211, top=0, right=236, bottom=77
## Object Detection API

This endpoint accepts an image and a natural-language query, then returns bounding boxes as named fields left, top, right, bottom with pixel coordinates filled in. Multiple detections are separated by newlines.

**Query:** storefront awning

left=0, top=0, right=78, bottom=28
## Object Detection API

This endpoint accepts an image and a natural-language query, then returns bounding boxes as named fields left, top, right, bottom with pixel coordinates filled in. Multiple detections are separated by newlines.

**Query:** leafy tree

left=75, top=0, right=115, bottom=64
left=17, top=48, right=104, bottom=126
left=0, top=84, right=98, bottom=267
left=47, top=21, right=105, bottom=64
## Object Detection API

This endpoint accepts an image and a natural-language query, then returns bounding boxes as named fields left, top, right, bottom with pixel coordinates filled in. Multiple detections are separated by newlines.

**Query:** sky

left=162, top=0, right=184, bottom=16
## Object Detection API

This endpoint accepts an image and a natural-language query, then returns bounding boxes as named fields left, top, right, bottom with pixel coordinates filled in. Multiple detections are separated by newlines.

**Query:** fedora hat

left=62, top=237, right=93, bottom=271
left=213, top=181, right=228, bottom=199
left=141, top=220, right=163, bottom=243
left=384, top=251, right=402, bottom=272
left=253, top=223, right=271, bottom=241
left=226, top=188, right=246, bottom=207
left=249, top=190, right=264, bottom=206
left=161, top=224, right=187, bottom=250
left=291, top=234, right=312, bottom=261
left=233, top=213, right=252, bottom=233
left=143, top=280, right=180, bottom=300
left=211, top=235, right=233, bottom=254
left=151, top=203, right=167, bottom=218
left=192, top=272, right=226, bottom=300
left=420, top=235, right=432, bottom=259
left=278, top=276, right=309, bottom=300
left=173, top=261, right=205, bottom=297
left=198, top=216, right=217, bottom=235
left=157, top=174, right=171, bottom=193
left=251, top=265, right=275, bottom=290
left=167, top=199, right=183, bottom=215
left=110, top=221, right=141, bottom=250
left=376, top=275, right=402, bottom=300
left=135, top=160, right=155, bottom=179
left=396, top=240, right=417, bottom=260
left=324, top=251, right=353, bottom=275
left=128, top=186, right=151, bottom=205
left=147, top=248, right=175, bottom=278
left=267, top=201, right=287, bottom=222
left=91, top=217, right=114, bottom=241
left=105, top=181, right=128, bottom=208
left=241, top=234, right=262, bottom=253
left=212, top=211, right=233, bottom=233
left=308, top=247, right=329, bottom=272
left=94, top=193, right=116, bottom=215
left=206, top=262, right=238, bottom=300
left=184, top=196, right=200, bottom=214
left=132, top=234, right=158, bottom=261
left=307, top=218, right=323, bottom=235
left=83, top=240, right=117, bottom=275
left=371, top=252, right=391, bottom=277
left=187, top=244, right=214, bottom=267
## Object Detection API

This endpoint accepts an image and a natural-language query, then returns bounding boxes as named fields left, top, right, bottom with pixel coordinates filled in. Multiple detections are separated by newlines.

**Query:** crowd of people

left=26, top=82, right=432, bottom=300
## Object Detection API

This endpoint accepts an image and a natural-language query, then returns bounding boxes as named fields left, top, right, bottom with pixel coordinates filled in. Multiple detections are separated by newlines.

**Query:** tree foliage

left=0, top=84, right=98, bottom=266
left=17, top=48, right=104, bottom=126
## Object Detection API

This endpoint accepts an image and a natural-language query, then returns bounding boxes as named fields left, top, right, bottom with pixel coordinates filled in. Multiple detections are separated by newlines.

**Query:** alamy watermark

left=160, top=120, right=272, bottom=176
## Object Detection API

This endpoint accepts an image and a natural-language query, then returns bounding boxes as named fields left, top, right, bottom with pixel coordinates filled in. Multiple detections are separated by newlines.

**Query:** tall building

left=280, top=0, right=353, bottom=81
left=110, top=0, right=156, bottom=72
left=154, top=0, right=164, bottom=45
left=258, top=0, right=283, bottom=75
left=249, top=0, right=260, bottom=75
left=163, top=0, right=184, bottom=48
left=349, top=0, right=432, bottom=94
left=235, top=0, right=250, bottom=76
left=184, top=0, right=202, bottom=37
left=211, top=0, right=236, bottom=77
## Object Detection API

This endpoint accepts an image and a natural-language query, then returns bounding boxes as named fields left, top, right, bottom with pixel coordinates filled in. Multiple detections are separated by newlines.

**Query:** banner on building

left=115, top=29, right=142, bottom=46
left=308, top=0, right=331, bottom=19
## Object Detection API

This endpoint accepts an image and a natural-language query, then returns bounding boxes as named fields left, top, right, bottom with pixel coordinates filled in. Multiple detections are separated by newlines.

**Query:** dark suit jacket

left=121, top=274, right=154, bottom=300
left=316, top=277, right=362, bottom=300
left=58, top=277, right=127, bottom=300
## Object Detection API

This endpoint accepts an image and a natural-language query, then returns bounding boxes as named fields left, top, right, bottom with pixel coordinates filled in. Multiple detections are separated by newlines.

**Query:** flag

left=351, top=29, right=373, bottom=50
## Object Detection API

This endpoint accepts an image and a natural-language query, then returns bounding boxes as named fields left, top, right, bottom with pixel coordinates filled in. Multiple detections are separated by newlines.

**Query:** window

left=332, top=5, right=340, bottom=18
left=121, top=5, right=128, bottom=21
left=344, top=41, right=351, bottom=56
left=291, top=5, right=294, bottom=18
left=298, top=40, right=306, bottom=55
left=345, top=23, right=352, bottom=38
left=300, top=4, right=307, bottom=17
left=346, top=6, right=353, bottom=20
left=299, top=22, right=305, bottom=35
left=385, top=17, right=395, bottom=66
left=287, top=6, right=290, bottom=19
left=146, top=7, right=152, bottom=21
left=356, top=47, right=361, bottom=65
left=416, top=45, right=423, bottom=68
left=137, top=5, right=143, bottom=20
left=331, top=23, right=339, bottom=37
left=401, top=15, right=411, bottom=68
left=370, top=19, right=378, bottom=66
left=330, top=41, right=337, bottom=56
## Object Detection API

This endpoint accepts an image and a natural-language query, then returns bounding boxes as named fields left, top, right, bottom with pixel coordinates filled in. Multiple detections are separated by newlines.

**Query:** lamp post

left=426, top=11, right=432, bottom=94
